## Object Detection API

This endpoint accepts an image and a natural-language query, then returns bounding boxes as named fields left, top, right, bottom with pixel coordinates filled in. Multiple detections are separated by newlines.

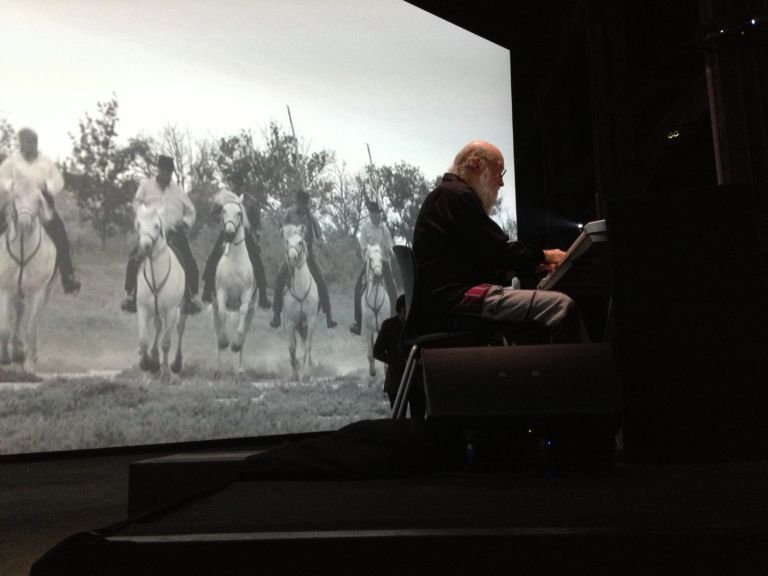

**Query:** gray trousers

left=479, top=286, right=586, bottom=343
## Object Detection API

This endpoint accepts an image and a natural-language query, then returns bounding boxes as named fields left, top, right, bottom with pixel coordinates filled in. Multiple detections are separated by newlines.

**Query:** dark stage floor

left=15, top=423, right=768, bottom=576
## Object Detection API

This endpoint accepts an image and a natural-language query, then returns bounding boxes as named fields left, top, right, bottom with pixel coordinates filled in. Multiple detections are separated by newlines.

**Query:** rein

left=222, top=202, right=245, bottom=248
left=140, top=231, right=173, bottom=317
left=364, top=259, right=386, bottom=332
left=5, top=209, right=45, bottom=300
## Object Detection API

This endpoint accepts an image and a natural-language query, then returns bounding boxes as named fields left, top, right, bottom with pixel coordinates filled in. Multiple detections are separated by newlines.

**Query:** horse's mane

left=135, top=205, right=166, bottom=231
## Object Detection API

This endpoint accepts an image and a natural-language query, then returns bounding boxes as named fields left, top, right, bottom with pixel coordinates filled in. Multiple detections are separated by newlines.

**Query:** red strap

left=458, top=283, right=494, bottom=313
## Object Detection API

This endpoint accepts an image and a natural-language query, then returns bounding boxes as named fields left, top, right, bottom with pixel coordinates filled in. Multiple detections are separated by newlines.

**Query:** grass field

left=0, top=239, right=394, bottom=455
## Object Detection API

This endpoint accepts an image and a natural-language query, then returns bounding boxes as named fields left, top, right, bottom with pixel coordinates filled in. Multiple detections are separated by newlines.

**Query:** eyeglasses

left=481, top=157, right=506, bottom=179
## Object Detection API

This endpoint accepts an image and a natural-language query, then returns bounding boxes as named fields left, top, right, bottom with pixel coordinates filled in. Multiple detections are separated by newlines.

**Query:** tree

left=362, top=162, right=430, bottom=244
left=0, top=117, right=15, bottom=164
left=217, top=122, right=334, bottom=222
left=65, top=96, right=145, bottom=249
left=323, top=158, right=364, bottom=236
left=157, top=124, right=193, bottom=191
left=187, top=137, right=220, bottom=237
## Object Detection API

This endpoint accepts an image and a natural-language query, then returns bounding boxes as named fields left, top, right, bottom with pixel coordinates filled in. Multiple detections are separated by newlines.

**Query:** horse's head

left=219, top=194, right=248, bottom=244
left=365, top=244, right=384, bottom=278
left=135, top=204, right=165, bottom=258
left=281, top=224, right=306, bottom=267
left=11, top=182, right=49, bottom=235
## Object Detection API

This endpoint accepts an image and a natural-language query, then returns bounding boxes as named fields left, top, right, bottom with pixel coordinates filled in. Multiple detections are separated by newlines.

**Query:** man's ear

left=467, top=155, right=483, bottom=172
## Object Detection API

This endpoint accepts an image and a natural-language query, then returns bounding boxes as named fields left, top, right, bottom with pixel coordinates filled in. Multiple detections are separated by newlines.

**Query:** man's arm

left=0, top=157, right=13, bottom=193
left=450, top=191, right=544, bottom=275
left=43, top=157, right=64, bottom=196
left=310, top=214, right=325, bottom=246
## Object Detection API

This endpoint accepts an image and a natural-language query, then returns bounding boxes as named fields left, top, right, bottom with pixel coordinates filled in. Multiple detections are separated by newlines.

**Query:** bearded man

left=411, top=140, right=583, bottom=342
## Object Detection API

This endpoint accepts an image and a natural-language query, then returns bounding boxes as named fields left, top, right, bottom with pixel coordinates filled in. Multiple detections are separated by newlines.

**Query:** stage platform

left=30, top=421, right=768, bottom=575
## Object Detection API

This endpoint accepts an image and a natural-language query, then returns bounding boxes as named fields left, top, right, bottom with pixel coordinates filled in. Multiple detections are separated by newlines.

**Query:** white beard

left=474, top=171, right=499, bottom=215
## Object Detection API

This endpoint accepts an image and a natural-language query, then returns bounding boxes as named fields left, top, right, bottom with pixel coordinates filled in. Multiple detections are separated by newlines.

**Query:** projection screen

left=0, top=0, right=515, bottom=455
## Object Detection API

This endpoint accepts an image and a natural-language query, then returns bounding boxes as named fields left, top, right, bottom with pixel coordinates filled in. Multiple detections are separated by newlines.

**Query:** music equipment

left=537, top=219, right=609, bottom=291
left=420, top=343, right=621, bottom=466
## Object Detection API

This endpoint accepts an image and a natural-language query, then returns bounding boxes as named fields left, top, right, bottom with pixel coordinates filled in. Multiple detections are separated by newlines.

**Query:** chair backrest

left=393, top=244, right=423, bottom=346
left=392, top=245, right=415, bottom=317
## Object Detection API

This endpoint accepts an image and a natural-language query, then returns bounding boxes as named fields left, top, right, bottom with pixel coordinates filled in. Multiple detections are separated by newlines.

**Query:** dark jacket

left=411, top=173, right=544, bottom=333
left=373, top=314, right=407, bottom=395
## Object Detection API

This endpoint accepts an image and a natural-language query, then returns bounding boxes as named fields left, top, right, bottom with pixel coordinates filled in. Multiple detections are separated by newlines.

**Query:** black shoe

left=349, top=323, right=361, bottom=336
left=182, top=296, right=203, bottom=315
left=62, top=274, right=81, bottom=295
left=121, top=296, right=136, bottom=314
left=202, top=284, right=214, bottom=304
left=270, top=314, right=281, bottom=328
left=327, top=316, right=337, bottom=329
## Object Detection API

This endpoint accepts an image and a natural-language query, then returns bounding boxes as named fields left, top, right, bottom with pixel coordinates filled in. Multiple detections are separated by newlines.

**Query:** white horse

left=361, top=244, right=390, bottom=377
left=134, top=205, right=186, bottom=381
left=211, top=191, right=256, bottom=377
left=0, top=183, right=57, bottom=373
left=280, top=223, right=319, bottom=380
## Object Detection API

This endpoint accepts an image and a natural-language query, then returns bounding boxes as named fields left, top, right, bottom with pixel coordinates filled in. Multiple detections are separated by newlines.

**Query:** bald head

left=450, top=140, right=506, bottom=214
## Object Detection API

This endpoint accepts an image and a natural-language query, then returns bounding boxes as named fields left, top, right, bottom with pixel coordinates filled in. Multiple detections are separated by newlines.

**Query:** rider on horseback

left=270, top=189, right=337, bottom=329
left=349, top=200, right=397, bottom=336
left=0, top=128, right=81, bottom=295
left=120, top=155, right=203, bottom=315
left=200, top=191, right=271, bottom=310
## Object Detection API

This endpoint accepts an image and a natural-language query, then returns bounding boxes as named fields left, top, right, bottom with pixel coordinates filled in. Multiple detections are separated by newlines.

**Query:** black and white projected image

left=0, top=0, right=516, bottom=455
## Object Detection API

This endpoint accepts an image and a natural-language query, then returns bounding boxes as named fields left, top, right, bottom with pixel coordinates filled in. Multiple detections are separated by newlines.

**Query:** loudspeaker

left=420, top=343, right=621, bottom=467
left=607, top=185, right=768, bottom=463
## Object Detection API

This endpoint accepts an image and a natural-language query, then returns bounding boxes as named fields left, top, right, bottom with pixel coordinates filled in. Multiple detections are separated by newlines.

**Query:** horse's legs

left=237, top=305, right=255, bottom=376
left=159, top=312, right=177, bottom=382
left=0, top=293, right=12, bottom=365
left=22, top=290, right=47, bottom=374
left=171, top=312, right=185, bottom=375
left=212, top=302, right=225, bottom=378
left=304, top=312, right=318, bottom=372
left=231, top=293, right=253, bottom=353
left=151, top=315, right=162, bottom=372
left=215, top=291, right=230, bottom=351
left=288, top=322, right=299, bottom=381
left=11, top=295, right=25, bottom=365
left=137, top=308, right=153, bottom=372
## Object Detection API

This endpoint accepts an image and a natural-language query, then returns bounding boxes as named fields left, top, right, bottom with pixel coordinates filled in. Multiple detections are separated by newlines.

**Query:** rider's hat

left=157, top=155, right=175, bottom=172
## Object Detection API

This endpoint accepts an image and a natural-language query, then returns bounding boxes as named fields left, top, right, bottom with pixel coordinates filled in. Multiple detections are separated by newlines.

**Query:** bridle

left=221, top=201, right=245, bottom=247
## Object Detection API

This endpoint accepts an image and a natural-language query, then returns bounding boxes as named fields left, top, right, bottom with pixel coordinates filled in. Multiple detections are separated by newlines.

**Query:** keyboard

left=537, top=219, right=608, bottom=291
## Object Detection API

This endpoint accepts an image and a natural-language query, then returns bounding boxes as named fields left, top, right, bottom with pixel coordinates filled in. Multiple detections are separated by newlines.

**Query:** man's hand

left=537, top=248, right=567, bottom=274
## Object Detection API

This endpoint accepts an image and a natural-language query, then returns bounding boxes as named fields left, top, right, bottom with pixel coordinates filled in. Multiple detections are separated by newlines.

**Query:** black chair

left=391, top=245, right=507, bottom=419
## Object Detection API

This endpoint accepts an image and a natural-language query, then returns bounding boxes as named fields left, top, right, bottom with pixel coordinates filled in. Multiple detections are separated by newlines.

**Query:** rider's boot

left=182, top=293, right=203, bottom=315
left=43, top=216, right=81, bottom=295
left=121, top=292, right=137, bottom=314
left=202, top=280, right=215, bottom=304
left=61, top=271, right=81, bottom=295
